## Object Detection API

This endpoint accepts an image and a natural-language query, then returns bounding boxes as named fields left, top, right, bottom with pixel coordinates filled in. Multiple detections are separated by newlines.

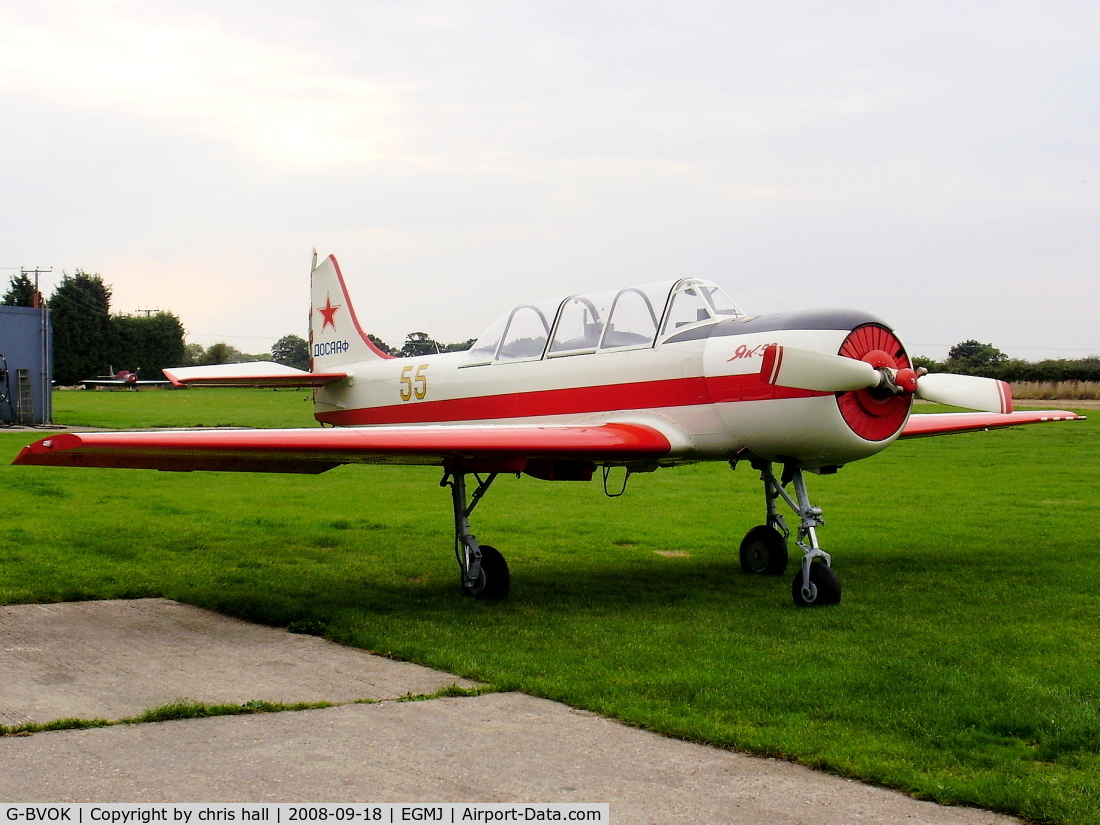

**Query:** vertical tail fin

left=309, top=254, right=395, bottom=370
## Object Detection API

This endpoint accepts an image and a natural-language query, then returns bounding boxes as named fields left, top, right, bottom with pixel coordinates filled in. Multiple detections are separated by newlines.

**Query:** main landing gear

left=441, top=468, right=510, bottom=600
left=738, top=459, right=841, bottom=607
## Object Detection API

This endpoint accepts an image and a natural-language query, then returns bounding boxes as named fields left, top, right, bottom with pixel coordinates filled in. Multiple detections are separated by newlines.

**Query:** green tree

left=911, top=355, right=942, bottom=373
left=110, top=312, right=187, bottom=379
left=195, top=342, right=258, bottom=365
left=271, top=334, right=310, bottom=371
left=944, top=340, right=1008, bottom=376
left=2, top=274, right=38, bottom=307
left=368, top=334, right=398, bottom=356
left=49, top=270, right=113, bottom=385
left=443, top=337, right=477, bottom=353
left=400, top=331, right=441, bottom=357
left=182, top=342, right=205, bottom=366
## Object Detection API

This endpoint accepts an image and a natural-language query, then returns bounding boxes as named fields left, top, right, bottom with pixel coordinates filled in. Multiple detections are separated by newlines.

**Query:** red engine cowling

left=835, top=325, right=912, bottom=442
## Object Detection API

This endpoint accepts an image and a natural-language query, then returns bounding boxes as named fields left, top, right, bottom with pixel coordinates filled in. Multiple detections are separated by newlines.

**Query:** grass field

left=5, top=389, right=1100, bottom=823
left=51, top=386, right=317, bottom=429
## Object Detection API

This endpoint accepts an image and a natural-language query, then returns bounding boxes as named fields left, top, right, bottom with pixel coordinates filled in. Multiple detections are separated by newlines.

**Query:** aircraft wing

left=12, top=423, right=673, bottom=475
left=899, top=410, right=1085, bottom=439
left=162, top=362, right=348, bottom=388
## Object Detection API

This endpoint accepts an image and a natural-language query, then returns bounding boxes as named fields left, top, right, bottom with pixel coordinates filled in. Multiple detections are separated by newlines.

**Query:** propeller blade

left=760, top=344, right=882, bottom=392
left=914, top=373, right=1013, bottom=414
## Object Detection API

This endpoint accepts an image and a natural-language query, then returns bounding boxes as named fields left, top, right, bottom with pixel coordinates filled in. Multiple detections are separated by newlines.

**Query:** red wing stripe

left=899, top=410, right=1084, bottom=439
left=12, top=423, right=673, bottom=473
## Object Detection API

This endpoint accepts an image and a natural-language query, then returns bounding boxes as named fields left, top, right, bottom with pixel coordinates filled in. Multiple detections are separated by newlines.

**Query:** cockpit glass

left=496, top=304, right=552, bottom=360
left=663, top=284, right=712, bottom=333
left=660, top=279, right=743, bottom=338
left=549, top=294, right=611, bottom=354
left=468, top=278, right=741, bottom=363
left=702, top=284, right=741, bottom=316
left=468, top=316, right=507, bottom=361
left=599, top=283, right=669, bottom=350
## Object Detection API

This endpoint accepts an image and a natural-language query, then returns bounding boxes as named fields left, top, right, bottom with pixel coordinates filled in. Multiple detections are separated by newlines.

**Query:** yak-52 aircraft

left=16, top=253, right=1084, bottom=605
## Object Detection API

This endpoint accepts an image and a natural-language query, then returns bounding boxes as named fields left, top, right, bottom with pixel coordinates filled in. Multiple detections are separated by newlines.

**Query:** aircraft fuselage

left=312, top=309, right=913, bottom=471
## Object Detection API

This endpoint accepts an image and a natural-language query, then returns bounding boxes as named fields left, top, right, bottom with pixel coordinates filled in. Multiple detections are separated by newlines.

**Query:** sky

left=1, top=1, right=1097, bottom=361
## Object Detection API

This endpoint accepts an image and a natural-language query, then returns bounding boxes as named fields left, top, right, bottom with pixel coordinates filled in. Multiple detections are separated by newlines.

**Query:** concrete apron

left=0, top=600, right=1016, bottom=823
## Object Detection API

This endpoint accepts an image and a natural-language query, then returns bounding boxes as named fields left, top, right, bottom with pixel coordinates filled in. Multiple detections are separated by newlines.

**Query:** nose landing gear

left=738, top=459, right=841, bottom=607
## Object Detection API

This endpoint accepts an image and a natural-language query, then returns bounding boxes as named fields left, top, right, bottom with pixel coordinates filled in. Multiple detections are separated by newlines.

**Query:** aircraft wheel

left=792, top=562, right=841, bottom=607
left=463, top=545, right=510, bottom=600
left=739, top=525, right=789, bottom=575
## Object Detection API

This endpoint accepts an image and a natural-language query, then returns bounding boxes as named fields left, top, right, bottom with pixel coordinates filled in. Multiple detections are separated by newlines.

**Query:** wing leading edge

left=900, top=410, right=1085, bottom=439
left=12, top=423, right=673, bottom=475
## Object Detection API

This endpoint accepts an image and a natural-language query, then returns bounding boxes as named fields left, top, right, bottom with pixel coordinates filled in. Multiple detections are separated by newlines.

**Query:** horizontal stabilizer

left=12, top=422, right=673, bottom=474
left=900, top=410, right=1085, bottom=439
left=162, top=362, right=347, bottom=388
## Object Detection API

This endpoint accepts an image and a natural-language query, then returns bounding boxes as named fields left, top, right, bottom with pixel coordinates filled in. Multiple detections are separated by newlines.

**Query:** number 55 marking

left=399, top=364, right=429, bottom=401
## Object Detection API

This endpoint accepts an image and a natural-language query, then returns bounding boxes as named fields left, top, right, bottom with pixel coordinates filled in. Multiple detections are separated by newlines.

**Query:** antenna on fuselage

left=417, top=293, right=442, bottom=354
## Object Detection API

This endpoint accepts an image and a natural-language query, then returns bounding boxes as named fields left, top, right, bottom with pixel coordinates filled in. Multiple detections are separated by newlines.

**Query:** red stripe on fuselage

left=315, top=374, right=825, bottom=426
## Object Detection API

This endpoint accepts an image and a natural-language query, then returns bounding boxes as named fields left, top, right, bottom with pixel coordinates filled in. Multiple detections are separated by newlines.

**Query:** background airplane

left=81, top=367, right=171, bottom=390
left=17, top=253, right=1084, bottom=606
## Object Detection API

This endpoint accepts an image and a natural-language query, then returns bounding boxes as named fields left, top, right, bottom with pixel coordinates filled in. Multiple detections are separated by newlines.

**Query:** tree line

left=2, top=271, right=476, bottom=386
left=913, top=340, right=1100, bottom=383
left=4, top=270, right=188, bottom=386
left=194, top=331, right=477, bottom=372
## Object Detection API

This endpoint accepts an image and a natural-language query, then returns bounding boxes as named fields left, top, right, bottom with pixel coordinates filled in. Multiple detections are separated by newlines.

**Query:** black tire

left=791, top=562, right=841, bottom=607
left=462, top=544, right=510, bottom=600
left=739, top=525, right=789, bottom=575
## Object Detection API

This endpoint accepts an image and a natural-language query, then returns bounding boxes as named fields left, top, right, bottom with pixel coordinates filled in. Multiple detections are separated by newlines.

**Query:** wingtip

left=11, top=433, right=84, bottom=466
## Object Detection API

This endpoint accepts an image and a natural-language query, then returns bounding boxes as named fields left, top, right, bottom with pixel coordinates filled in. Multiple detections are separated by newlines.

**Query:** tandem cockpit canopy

left=467, top=278, right=744, bottom=364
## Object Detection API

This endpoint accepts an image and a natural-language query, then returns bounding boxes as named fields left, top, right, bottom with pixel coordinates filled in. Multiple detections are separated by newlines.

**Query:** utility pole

left=134, top=308, right=162, bottom=317
left=20, top=266, right=52, bottom=309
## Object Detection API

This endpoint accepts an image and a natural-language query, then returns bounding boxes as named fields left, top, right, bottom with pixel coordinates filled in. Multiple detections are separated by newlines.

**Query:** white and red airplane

left=15, top=253, right=1085, bottom=605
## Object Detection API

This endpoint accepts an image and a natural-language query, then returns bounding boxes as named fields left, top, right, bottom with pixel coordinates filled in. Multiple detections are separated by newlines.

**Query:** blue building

left=0, top=305, right=53, bottom=425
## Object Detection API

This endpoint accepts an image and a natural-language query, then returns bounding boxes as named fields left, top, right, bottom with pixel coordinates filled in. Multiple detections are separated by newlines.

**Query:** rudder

left=310, top=253, right=394, bottom=370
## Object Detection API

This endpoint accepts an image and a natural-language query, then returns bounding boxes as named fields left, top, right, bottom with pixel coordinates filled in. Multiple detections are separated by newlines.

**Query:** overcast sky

left=1, top=1, right=1096, bottom=360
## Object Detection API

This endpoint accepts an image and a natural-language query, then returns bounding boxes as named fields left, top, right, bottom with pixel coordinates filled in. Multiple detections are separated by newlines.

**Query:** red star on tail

left=318, top=294, right=341, bottom=331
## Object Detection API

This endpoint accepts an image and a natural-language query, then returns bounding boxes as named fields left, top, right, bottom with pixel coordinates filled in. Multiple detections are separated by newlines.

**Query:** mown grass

left=4, top=392, right=1099, bottom=823
left=51, top=387, right=316, bottom=429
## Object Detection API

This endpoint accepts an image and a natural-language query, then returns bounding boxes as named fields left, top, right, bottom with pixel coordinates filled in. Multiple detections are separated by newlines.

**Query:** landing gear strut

left=441, top=468, right=510, bottom=600
left=740, top=459, right=841, bottom=607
